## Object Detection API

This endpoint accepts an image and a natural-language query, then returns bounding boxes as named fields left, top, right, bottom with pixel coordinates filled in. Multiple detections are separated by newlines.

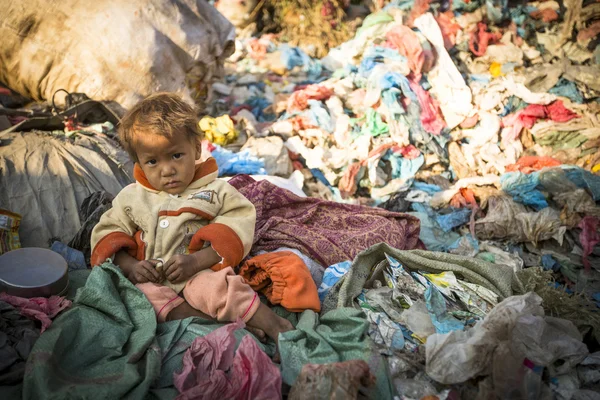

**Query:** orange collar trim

left=133, top=158, right=218, bottom=191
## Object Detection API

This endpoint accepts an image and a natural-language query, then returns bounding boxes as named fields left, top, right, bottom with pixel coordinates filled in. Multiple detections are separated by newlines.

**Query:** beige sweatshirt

left=90, top=158, right=256, bottom=292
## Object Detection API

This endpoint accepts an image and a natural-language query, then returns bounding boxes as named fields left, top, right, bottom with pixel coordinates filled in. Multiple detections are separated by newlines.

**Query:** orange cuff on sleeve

left=238, top=251, right=321, bottom=313
left=91, top=232, right=138, bottom=267
left=188, top=223, right=245, bottom=271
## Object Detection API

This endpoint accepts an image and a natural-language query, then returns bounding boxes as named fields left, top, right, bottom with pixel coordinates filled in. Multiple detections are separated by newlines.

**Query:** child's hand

left=163, top=254, right=199, bottom=284
left=129, top=260, right=162, bottom=284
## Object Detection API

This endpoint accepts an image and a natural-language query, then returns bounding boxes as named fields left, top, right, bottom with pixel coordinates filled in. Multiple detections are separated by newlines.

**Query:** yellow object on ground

left=0, top=209, right=21, bottom=255
left=489, top=62, right=503, bottom=77
left=199, top=115, right=239, bottom=146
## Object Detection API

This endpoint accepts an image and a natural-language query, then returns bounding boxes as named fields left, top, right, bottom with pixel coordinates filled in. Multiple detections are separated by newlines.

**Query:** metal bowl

left=0, top=248, right=69, bottom=298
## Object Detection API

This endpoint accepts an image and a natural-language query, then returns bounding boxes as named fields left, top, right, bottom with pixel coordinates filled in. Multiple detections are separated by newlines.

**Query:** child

left=91, top=93, right=293, bottom=344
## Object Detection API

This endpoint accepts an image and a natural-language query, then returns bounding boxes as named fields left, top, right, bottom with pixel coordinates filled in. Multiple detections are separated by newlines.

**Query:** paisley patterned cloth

left=229, top=175, right=422, bottom=267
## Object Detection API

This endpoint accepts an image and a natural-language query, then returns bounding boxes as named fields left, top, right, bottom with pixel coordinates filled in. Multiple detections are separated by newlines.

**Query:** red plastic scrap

left=339, top=162, right=362, bottom=198
left=577, top=20, right=600, bottom=43
left=435, top=11, right=461, bottom=50
left=505, top=156, right=562, bottom=174
left=385, top=25, right=436, bottom=79
left=406, top=0, right=431, bottom=27
left=459, top=114, right=479, bottom=129
left=392, top=144, right=421, bottom=160
left=409, top=79, right=446, bottom=135
left=502, top=100, right=579, bottom=141
left=469, top=22, right=502, bottom=57
left=579, top=216, right=600, bottom=271
left=530, top=8, right=559, bottom=22
left=287, top=85, right=334, bottom=113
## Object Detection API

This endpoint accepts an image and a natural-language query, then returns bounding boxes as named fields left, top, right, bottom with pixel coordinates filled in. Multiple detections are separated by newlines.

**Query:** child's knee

left=183, top=268, right=259, bottom=322
left=136, top=282, right=184, bottom=322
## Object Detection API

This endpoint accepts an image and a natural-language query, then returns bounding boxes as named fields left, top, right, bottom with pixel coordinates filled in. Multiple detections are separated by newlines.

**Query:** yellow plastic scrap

left=198, top=115, right=239, bottom=146
left=489, top=62, right=503, bottom=77
left=592, top=163, right=600, bottom=173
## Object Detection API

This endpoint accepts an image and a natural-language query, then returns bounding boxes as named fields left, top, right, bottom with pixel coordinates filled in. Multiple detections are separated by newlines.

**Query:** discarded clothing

left=0, top=293, right=71, bottom=333
left=229, top=175, right=421, bottom=268
left=579, top=216, right=600, bottom=272
left=322, top=242, right=523, bottom=314
left=288, top=360, right=376, bottom=400
left=238, top=251, right=321, bottom=312
left=385, top=25, right=435, bottom=79
left=68, top=191, right=114, bottom=266
left=173, top=319, right=281, bottom=400
left=501, top=100, right=579, bottom=142
left=22, top=262, right=270, bottom=399
left=0, top=301, right=40, bottom=385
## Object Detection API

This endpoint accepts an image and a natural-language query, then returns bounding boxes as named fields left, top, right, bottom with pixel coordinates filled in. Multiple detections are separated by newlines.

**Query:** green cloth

left=362, top=109, right=389, bottom=137
left=23, top=262, right=267, bottom=400
left=322, top=243, right=524, bottom=314
left=356, top=11, right=394, bottom=37
left=279, top=308, right=393, bottom=399
left=536, top=130, right=588, bottom=150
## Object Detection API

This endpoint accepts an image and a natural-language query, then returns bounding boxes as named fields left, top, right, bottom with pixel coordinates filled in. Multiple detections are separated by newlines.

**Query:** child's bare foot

left=246, top=303, right=294, bottom=362
left=246, top=327, right=267, bottom=342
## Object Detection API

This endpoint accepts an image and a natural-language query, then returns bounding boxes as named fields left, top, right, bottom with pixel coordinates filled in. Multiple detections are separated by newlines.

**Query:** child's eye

left=146, top=159, right=156, bottom=166
left=173, top=153, right=183, bottom=160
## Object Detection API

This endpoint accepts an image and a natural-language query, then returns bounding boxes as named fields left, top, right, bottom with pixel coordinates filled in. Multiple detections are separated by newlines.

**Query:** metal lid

left=0, top=248, right=69, bottom=298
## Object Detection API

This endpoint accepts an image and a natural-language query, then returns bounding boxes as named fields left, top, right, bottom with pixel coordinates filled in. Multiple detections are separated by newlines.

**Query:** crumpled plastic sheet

left=0, top=293, right=71, bottom=333
left=173, top=319, right=281, bottom=400
left=426, top=292, right=589, bottom=385
left=500, top=171, right=548, bottom=210
left=475, top=195, right=566, bottom=244
left=564, top=167, right=600, bottom=201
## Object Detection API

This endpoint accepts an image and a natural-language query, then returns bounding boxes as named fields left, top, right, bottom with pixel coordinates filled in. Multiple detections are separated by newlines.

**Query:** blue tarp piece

left=436, top=208, right=472, bottom=232
left=425, top=285, right=464, bottom=334
left=501, top=172, right=548, bottom=210
left=211, top=145, right=266, bottom=176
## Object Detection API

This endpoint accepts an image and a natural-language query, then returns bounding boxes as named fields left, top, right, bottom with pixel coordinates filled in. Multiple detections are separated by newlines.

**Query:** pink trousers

left=136, top=267, right=260, bottom=323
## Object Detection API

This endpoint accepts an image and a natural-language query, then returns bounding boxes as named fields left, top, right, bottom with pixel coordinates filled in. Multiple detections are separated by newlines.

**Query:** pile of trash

left=2, top=0, right=600, bottom=398
left=195, top=0, right=600, bottom=397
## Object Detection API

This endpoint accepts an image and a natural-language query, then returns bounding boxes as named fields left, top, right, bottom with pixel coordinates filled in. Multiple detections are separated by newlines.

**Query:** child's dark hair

left=118, top=93, right=202, bottom=161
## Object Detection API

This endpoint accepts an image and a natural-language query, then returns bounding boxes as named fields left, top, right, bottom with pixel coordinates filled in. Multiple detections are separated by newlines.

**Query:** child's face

left=134, top=130, right=200, bottom=194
